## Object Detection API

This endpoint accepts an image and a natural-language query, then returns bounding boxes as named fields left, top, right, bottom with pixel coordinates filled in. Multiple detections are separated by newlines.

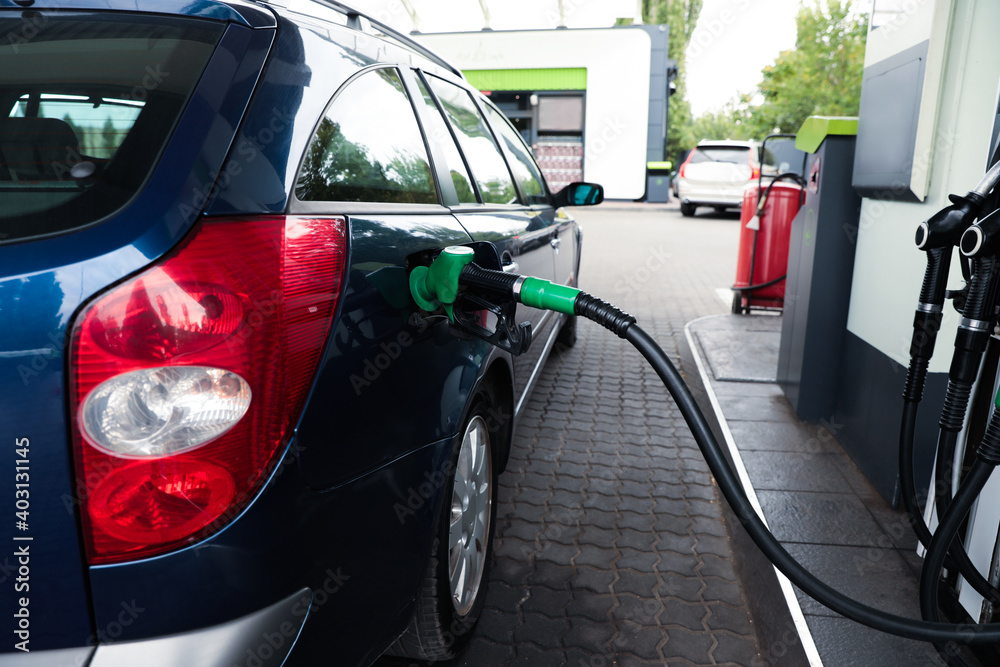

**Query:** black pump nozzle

left=904, top=193, right=984, bottom=398
left=915, top=192, right=985, bottom=251
left=912, top=192, right=983, bottom=316
left=946, top=208, right=1000, bottom=391
left=961, top=206, right=1000, bottom=258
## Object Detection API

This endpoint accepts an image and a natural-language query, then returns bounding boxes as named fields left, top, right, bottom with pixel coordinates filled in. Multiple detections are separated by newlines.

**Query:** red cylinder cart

left=731, top=180, right=804, bottom=314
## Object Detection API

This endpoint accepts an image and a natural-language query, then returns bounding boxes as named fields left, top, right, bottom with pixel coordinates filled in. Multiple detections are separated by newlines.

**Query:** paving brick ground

left=378, top=203, right=762, bottom=666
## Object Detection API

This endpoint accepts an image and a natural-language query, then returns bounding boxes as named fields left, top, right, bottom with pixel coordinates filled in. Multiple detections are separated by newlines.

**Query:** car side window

left=483, top=104, right=549, bottom=206
left=425, top=76, right=518, bottom=206
left=413, top=74, right=478, bottom=204
left=296, top=68, right=437, bottom=204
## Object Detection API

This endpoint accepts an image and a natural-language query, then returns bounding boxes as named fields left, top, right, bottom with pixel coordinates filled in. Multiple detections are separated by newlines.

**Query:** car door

left=415, top=71, right=559, bottom=403
left=288, top=65, right=480, bottom=488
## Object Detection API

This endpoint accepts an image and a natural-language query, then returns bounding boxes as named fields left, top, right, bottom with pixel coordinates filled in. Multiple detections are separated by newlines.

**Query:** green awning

left=464, top=68, right=587, bottom=91
left=795, top=116, right=858, bottom=154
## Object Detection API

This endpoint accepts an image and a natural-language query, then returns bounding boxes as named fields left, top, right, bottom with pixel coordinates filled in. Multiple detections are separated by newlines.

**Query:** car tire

left=556, top=314, right=578, bottom=349
left=731, top=291, right=745, bottom=315
left=680, top=202, right=696, bottom=217
left=387, top=389, right=500, bottom=661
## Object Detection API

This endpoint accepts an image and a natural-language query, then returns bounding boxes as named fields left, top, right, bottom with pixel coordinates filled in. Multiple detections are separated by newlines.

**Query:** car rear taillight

left=679, top=153, right=692, bottom=179
left=70, top=216, right=346, bottom=564
left=749, top=155, right=759, bottom=180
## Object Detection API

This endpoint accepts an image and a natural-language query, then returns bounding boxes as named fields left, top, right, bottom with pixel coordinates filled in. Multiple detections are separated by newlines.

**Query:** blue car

left=0, top=1, right=600, bottom=664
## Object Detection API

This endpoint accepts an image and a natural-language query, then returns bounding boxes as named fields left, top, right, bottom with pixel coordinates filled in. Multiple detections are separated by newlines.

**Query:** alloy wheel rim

left=448, top=414, right=493, bottom=617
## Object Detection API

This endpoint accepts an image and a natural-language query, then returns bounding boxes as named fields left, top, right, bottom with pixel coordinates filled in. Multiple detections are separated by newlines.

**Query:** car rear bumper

left=677, top=182, right=747, bottom=208
left=4, top=588, right=312, bottom=667
left=680, top=195, right=743, bottom=208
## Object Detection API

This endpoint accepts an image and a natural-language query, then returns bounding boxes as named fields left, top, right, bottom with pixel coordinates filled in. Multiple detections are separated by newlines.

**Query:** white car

left=676, top=140, right=760, bottom=217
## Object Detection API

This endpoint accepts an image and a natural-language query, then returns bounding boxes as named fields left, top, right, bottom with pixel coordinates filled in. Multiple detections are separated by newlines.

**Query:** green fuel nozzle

left=409, top=246, right=477, bottom=320
left=409, top=245, right=582, bottom=318
left=409, top=245, right=636, bottom=355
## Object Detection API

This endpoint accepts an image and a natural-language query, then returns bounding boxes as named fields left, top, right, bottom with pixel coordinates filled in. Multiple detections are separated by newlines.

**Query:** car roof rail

left=321, top=0, right=465, bottom=78
left=250, top=0, right=464, bottom=79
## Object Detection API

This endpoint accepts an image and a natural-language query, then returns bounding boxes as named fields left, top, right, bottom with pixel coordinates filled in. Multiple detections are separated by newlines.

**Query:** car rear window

left=0, top=13, right=225, bottom=243
left=690, top=147, right=751, bottom=165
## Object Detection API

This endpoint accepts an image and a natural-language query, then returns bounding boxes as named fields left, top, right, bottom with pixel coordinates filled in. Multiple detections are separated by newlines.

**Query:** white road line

left=715, top=287, right=733, bottom=308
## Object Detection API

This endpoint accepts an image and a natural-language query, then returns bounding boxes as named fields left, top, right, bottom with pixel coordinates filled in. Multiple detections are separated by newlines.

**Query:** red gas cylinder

left=732, top=181, right=804, bottom=313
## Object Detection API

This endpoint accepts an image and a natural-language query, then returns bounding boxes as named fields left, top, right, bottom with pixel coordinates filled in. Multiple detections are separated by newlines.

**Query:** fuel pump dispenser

left=406, top=163, right=1000, bottom=662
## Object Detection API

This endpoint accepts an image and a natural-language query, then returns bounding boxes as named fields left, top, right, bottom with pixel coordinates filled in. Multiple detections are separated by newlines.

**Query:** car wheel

left=680, top=202, right=696, bottom=217
left=556, top=314, right=578, bottom=349
left=388, top=393, right=499, bottom=661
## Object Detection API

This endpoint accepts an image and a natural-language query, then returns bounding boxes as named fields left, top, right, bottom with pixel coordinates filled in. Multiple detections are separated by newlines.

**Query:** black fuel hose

left=919, top=457, right=995, bottom=666
left=921, top=408, right=1000, bottom=665
left=900, top=290, right=1000, bottom=605
left=900, top=245, right=948, bottom=554
left=934, top=257, right=999, bottom=518
left=616, top=321, right=1000, bottom=643
left=899, top=400, right=1000, bottom=607
left=731, top=273, right=787, bottom=293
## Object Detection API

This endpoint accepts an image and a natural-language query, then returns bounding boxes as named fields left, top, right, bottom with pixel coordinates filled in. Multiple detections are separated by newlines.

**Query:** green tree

left=688, top=0, right=868, bottom=147
left=755, top=0, right=867, bottom=134
left=98, top=118, right=119, bottom=158
left=685, top=1, right=867, bottom=145
left=689, top=94, right=757, bottom=142
left=642, top=0, right=703, bottom=162
left=61, top=114, right=83, bottom=149
left=296, top=118, right=435, bottom=204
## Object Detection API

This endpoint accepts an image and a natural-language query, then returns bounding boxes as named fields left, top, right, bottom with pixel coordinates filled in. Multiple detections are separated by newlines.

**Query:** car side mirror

left=554, top=182, right=604, bottom=207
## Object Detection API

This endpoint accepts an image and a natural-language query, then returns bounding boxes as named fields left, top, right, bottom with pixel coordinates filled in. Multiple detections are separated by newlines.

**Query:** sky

left=352, top=0, right=873, bottom=117
left=684, top=0, right=799, bottom=117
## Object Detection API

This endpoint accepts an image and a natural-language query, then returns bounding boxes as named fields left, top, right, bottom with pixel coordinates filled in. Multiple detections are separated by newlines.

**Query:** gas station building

left=417, top=25, right=675, bottom=201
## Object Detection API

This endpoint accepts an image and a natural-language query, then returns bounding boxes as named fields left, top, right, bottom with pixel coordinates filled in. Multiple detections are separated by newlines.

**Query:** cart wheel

left=731, top=291, right=743, bottom=315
